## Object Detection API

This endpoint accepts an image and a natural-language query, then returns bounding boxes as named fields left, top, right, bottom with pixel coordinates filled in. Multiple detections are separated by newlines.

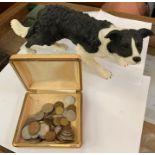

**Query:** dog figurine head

left=104, top=28, right=153, bottom=64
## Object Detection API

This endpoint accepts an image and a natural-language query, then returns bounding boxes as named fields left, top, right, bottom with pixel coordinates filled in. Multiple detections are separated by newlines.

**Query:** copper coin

left=28, top=121, right=41, bottom=135
left=42, top=103, right=54, bottom=113
left=45, top=131, right=56, bottom=142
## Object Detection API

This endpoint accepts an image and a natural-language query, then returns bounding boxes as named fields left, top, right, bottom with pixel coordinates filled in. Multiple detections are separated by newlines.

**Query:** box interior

left=13, top=92, right=82, bottom=147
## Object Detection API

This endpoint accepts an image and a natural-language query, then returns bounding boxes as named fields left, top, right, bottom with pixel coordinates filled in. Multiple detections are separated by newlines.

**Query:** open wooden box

left=10, top=54, right=82, bottom=148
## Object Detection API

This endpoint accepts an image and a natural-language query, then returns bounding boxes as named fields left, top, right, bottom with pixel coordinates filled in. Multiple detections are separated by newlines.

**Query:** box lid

left=10, top=54, right=82, bottom=92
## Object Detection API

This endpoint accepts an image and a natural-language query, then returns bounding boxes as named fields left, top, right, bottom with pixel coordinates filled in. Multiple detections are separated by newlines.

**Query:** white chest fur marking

left=97, top=25, right=123, bottom=58
left=131, top=38, right=139, bottom=57
left=121, top=37, right=140, bottom=65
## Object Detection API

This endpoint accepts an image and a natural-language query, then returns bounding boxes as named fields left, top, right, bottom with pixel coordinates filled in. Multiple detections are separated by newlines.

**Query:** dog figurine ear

left=105, top=30, right=121, bottom=40
left=138, top=28, right=154, bottom=38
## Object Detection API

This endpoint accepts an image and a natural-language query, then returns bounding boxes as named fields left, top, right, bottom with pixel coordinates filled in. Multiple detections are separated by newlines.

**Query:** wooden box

left=10, top=54, right=82, bottom=148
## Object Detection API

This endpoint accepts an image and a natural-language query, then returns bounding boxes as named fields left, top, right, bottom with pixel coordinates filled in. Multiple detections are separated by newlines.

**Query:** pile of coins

left=21, top=96, right=76, bottom=143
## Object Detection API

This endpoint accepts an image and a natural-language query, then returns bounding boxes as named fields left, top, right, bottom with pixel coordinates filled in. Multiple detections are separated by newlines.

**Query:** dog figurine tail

left=10, top=19, right=29, bottom=38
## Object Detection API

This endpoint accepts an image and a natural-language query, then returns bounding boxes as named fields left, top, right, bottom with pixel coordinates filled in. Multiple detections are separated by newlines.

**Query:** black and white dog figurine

left=10, top=5, right=153, bottom=79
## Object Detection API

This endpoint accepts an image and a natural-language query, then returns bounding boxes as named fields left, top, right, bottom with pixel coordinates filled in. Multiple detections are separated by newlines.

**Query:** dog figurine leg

left=109, top=54, right=129, bottom=67
left=117, top=57, right=129, bottom=67
left=26, top=47, right=37, bottom=54
left=20, top=43, right=36, bottom=54
left=76, top=44, right=112, bottom=79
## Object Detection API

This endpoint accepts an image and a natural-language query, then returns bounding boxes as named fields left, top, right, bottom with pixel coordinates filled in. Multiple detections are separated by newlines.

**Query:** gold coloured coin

left=55, top=106, right=64, bottom=115
left=60, top=117, right=69, bottom=126
left=54, top=101, right=64, bottom=108
left=53, top=117, right=61, bottom=126
left=45, top=131, right=56, bottom=142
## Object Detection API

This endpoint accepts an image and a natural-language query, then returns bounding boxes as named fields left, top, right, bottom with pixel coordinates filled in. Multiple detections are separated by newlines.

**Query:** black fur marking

left=25, top=5, right=112, bottom=53
left=106, top=29, right=153, bottom=57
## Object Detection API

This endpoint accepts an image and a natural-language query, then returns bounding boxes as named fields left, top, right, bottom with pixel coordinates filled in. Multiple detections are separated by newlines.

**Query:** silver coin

left=64, top=96, right=76, bottom=106
left=45, top=113, right=53, bottom=119
left=55, top=126, right=62, bottom=134
left=42, top=103, right=54, bottom=114
left=34, top=111, right=44, bottom=121
left=63, top=110, right=68, bottom=118
left=58, top=128, right=74, bottom=141
left=62, top=136, right=74, bottom=141
left=38, top=122, right=50, bottom=139
left=22, top=125, right=32, bottom=140
left=25, top=117, right=36, bottom=125
left=58, top=134, right=73, bottom=142
left=57, top=135, right=64, bottom=142
left=31, top=132, right=39, bottom=139
left=61, top=131, right=73, bottom=137
left=65, top=110, right=76, bottom=121
left=62, top=132, right=73, bottom=137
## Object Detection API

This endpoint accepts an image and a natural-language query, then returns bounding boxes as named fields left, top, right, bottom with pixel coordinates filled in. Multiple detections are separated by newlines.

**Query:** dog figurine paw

left=118, top=58, right=129, bottom=67
left=98, top=69, right=112, bottom=79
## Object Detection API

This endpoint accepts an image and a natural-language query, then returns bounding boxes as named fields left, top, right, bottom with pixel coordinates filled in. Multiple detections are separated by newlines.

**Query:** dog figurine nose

left=133, top=56, right=141, bottom=63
